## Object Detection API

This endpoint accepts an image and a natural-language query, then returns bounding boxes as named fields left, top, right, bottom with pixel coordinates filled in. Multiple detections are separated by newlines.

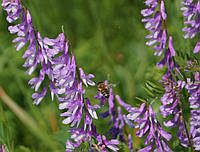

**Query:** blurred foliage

left=0, top=0, right=199, bottom=151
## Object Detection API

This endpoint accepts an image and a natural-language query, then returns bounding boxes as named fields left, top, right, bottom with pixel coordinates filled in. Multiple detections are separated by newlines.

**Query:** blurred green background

left=0, top=0, right=197, bottom=151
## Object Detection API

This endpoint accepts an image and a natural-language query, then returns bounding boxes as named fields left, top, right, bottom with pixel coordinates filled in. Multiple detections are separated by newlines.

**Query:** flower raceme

left=2, top=0, right=121, bottom=151
left=186, top=72, right=200, bottom=151
left=181, top=0, right=200, bottom=53
left=127, top=103, right=172, bottom=152
left=141, top=0, right=168, bottom=56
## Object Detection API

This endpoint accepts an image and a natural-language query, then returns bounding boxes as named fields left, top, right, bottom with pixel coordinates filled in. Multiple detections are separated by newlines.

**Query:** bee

left=97, top=81, right=110, bottom=99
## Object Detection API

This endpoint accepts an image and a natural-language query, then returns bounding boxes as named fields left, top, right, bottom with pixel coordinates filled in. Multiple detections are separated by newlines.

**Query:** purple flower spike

left=160, top=74, right=191, bottom=147
left=181, top=0, right=200, bottom=53
left=186, top=72, right=200, bottom=151
left=127, top=103, right=172, bottom=151
left=141, top=0, right=168, bottom=56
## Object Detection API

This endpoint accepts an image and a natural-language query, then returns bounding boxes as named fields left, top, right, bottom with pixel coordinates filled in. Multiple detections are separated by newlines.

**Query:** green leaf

left=169, top=68, right=178, bottom=83
left=135, top=97, right=147, bottom=103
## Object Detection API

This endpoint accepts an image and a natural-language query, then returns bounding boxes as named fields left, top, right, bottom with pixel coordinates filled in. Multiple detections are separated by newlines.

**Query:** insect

left=97, top=81, right=110, bottom=99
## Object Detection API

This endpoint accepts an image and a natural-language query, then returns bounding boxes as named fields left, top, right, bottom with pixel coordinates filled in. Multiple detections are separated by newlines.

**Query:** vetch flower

left=2, top=0, right=22, bottom=23
left=186, top=72, right=200, bottom=151
left=160, top=76, right=190, bottom=147
left=181, top=0, right=200, bottom=53
left=96, top=87, right=135, bottom=141
left=127, top=103, right=172, bottom=152
left=93, top=135, right=119, bottom=152
left=32, top=86, right=47, bottom=105
left=79, top=68, right=95, bottom=87
left=141, top=0, right=168, bottom=56
left=157, top=36, right=175, bottom=69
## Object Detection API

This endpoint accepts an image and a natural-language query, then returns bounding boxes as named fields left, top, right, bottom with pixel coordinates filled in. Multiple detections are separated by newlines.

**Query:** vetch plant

left=1, top=0, right=200, bottom=151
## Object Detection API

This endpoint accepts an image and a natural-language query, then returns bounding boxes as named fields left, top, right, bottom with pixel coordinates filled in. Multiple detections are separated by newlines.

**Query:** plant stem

left=0, top=87, right=61, bottom=152
left=179, top=98, right=194, bottom=152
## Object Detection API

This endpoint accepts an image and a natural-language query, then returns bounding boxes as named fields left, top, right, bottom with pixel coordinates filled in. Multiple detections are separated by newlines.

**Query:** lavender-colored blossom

left=186, top=72, right=200, bottom=151
left=94, top=135, right=119, bottom=152
left=79, top=68, right=95, bottom=87
left=181, top=0, right=200, bottom=53
left=157, top=36, right=175, bottom=69
left=94, top=91, right=107, bottom=106
left=160, top=76, right=190, bottom=147
left=66, top=126, right=120, bottom=152
left=2, top=0, right=22, bottom=23
left=2, top=0, right=69, bottom=104
left=127, top=103, right=172, bottom=152
left=0, top=145, right=7, bottom=152
left=141, top=0, right=168, bottom=56
left=32, top=86, right=47, bottom=105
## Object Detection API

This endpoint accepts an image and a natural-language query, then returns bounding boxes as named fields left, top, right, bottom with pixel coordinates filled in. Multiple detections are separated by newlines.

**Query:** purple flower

left=2, top=0, right=22, bottom=23
left=96, top=86, right=135, bottom=141
left=93, top=135, right=119, bottom=152
left=127, top=103, right=172, bottom=152
left=0, top=145, right=7, bottom=152
left=2, top=0, right=70, bottom=104
left=32, top=86, right=47, bottom=105
left=157, top=36, right=175, bottom=69
left=79, top=68, right=95, bottom=87
left=86, top=98, right=100, bottom=119
left=160, top=76, right=190, bottom=147
left=59, top=81, right=85, bottom=127
left=141, top=0, right=168, bottom=56
left=186, top=72, right=200, bottom=151
left=181, top=0, right=200, bottom=53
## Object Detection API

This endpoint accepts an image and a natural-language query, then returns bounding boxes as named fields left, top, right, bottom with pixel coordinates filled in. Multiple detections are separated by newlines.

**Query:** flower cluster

left=2, top=0, right=120, bottom=151
left=127, top=103, right=172, bottom=152
left=181, top=0, right=200, bottom=53
left=186, top=72, right=200, bottom=151
left=157, top=34, right=190, bottom=147
left=141, top=0, right=167, bottom=56
left=160, top=78, right=189, bottom=147
left=95, top=85, right=135, bottom=140
left=65, top=125, right=120, bottom=152
left=94, top=82, right=135, bottom=151
left=2, top=0, right=67, bottom=105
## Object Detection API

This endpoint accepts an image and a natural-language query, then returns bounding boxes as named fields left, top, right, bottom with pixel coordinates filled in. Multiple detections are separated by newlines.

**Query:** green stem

left=179, top=96, right=194, bottom=152
left=0, top=87, right=61, bottom=152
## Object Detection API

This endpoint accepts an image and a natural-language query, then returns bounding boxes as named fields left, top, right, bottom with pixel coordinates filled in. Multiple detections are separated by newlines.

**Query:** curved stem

left=0, top=87, right=61, bottom=152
